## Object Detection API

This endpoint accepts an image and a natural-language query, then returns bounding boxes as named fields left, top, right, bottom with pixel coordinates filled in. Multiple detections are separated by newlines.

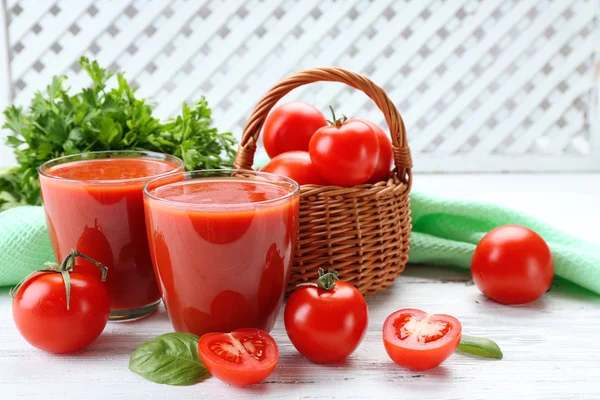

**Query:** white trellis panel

left=0, top=0, right=13, bottom=167
left=1, top=0, right=599, bottom=171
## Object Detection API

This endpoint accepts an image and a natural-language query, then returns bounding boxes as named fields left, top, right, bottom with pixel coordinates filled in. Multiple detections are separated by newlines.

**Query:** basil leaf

left=457, top=335, right=503, bottom=359
left=129, top=332, right=209, bottom=385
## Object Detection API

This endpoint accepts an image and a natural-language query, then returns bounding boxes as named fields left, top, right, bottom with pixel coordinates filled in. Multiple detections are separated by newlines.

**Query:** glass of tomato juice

left=143, top=169, right=300, bottom=336
left=39, top=150, right=184, bottom=321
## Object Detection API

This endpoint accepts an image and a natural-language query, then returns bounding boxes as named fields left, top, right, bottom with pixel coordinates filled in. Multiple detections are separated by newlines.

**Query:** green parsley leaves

left=0, top=57, right=236, bottom=211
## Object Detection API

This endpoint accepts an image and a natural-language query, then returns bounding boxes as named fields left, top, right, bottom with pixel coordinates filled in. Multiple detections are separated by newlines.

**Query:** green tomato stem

left=316, top=267, right=339, bottom=291
left=326, top=105, right=348, bottom=127
left=61, top=270, right=71, bottom=310
left=68, top=249, right=108, bottom=282
left=10, top=249, right=108, bottom=312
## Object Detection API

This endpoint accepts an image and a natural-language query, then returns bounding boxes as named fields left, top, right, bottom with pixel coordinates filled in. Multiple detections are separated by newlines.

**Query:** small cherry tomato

left=471, top=224, right=554, bottom=305
left=358, top=120, right=393, bottom=184
left=284, top=268, right=368, bottom=364
left=11, top=250, right=110, bottom=354
left=262, top=151, right=329, bottom=186
left=309, top=109, right=379, bottom=186
left=262, top=101, right=327, bottom=158
left=198, top=328, right=279, bottom=387
left=383, top=308, right=462, bottom=371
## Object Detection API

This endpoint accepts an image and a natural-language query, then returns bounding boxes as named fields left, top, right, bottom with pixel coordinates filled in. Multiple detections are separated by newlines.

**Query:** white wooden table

left=1, top=174, right=599, bottom=399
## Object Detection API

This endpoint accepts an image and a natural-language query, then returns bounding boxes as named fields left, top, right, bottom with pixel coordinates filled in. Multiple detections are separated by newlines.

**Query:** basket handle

left=234, top=67, right=412, bottom=189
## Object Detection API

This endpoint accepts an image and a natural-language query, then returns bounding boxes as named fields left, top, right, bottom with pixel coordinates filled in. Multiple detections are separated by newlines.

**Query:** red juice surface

left=40, top=157, right=181, bottom=312
left=144, top=178, right=299, bottom=336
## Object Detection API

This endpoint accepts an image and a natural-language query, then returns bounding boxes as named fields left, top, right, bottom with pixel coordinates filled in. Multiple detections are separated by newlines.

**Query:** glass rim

left=38, top=150, right=184, bottom=185
left=143, top=168, right=300, bottom=210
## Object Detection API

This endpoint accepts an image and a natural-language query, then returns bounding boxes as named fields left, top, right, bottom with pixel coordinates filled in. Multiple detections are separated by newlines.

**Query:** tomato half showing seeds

left=11, top=250, right=110, bottom=354
left=382, top=308, right=462, bottom=371
left=471, top=224, right=554, bottom=305
left=284, top=268, right=368, bottom=364
left=198, top=328, right=279, bottom=387
left=262, top=101, right=327, bottom=158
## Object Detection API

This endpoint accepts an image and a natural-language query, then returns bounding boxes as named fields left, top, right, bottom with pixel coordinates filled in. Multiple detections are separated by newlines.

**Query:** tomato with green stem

left=284, top=268, right=368, bottom=364
left=382, top=308, right=462, bottom=371
left=11, top=250, right=110, bottom=354
left=198, top=328, right=279, bottom=387
left=309, top=107, right=379, bottom=187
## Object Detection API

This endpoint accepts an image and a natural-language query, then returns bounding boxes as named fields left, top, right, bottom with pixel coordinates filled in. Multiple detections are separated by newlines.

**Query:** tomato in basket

left=358, top=119, right=393, bottom=184
left=262, top=151, right=329, bottom=186
left=309, top=108, right=379, bottom=186
left=262, top=101, right=327, bottom=158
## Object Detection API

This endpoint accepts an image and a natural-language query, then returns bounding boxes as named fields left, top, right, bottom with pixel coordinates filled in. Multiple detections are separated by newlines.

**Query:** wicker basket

left=234, top=67, right=412, bottom=296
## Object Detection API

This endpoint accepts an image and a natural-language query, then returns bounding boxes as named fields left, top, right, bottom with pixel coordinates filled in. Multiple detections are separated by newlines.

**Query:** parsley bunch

left=0, top=57, right=236, bottom=210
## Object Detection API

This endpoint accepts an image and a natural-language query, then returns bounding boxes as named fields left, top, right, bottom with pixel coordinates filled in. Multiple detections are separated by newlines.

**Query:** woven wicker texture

left=234, top=67, right=412, bottom=296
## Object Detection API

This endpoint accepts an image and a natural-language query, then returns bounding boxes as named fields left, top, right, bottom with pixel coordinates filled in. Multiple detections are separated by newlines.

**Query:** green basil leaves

left=129, top=332, right=210, bottom=385
left=458, top=335, right=503, bottom=359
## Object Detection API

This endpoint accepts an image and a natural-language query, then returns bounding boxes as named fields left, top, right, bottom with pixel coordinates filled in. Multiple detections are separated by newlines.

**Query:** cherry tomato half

left=262, top=151, right=329, bottom=186
left=471, top=224, right=554, bottom=305
left=284, top=269, right=368, bottom=364
left=358, top=120, right=393, bottom=184
left=382, top=308, right=462, bottom=371
left=198, top=328, right=279, bottom=387
left=262, top=101, right=327, bottom=158
left=309, top=117, right=379, bottom=186
left=12, top=270, right=110, bottom=354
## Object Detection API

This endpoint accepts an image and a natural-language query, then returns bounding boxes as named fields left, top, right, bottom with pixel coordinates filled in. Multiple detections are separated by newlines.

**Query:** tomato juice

left=39, top=151, right=184, bottom=320
left=143, top=170, right=300, bottom=336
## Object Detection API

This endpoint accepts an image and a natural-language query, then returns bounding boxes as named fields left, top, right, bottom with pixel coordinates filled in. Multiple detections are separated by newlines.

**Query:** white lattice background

left=0, top=0, right=598, bottom=171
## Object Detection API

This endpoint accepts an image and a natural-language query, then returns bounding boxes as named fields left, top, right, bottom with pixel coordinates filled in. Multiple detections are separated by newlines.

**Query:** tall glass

left=39, top=150, right=184, bottom=321
left=143, top=170, right=300, bottom=336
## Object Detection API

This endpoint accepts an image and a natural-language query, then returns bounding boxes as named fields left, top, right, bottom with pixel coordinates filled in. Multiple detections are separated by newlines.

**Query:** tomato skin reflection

left=257, top=244, right=285, bottom=326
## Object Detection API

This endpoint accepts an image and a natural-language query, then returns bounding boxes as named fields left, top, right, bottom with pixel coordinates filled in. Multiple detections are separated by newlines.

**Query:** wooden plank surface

left=0, top=174, right=599, bottom=399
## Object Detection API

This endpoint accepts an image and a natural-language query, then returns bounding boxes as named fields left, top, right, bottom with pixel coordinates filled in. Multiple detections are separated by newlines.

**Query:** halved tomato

left=382, top=308, right=462, bottom=371
left=198, top=328, right=278, bottom=387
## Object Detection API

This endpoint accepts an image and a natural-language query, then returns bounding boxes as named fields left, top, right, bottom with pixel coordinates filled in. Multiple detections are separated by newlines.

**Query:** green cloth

left=409, top=192, right=600, bottom=295
left=0, top=206, right=55, bottom=285
left=1, top=193, right=599, bottom=295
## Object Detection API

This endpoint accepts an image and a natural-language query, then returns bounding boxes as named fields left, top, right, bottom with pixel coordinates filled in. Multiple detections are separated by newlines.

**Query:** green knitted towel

left=1, top=193, right=599, bottom=295
left=408, top=192, right=600, bottom=295
left=0, top=206, right=56, bottom=285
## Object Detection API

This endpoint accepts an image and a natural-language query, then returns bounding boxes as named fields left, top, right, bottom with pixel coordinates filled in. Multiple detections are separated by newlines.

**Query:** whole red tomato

left=309, top=110, right=379, bottom=186
left=262, top=151, right=329, bottom=186
left=358, top=120, right=393, bottom=184
left=284, top=268, right=368, bottom=364
left=198, top=328, right=279, bottom=387
left=383, top=308, right=462, bottom=371
left=471, top=225, right=554, bottom=304
left=11, top=250, right=110, bottom=354
left=262, top=101, right=327, bottom=158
